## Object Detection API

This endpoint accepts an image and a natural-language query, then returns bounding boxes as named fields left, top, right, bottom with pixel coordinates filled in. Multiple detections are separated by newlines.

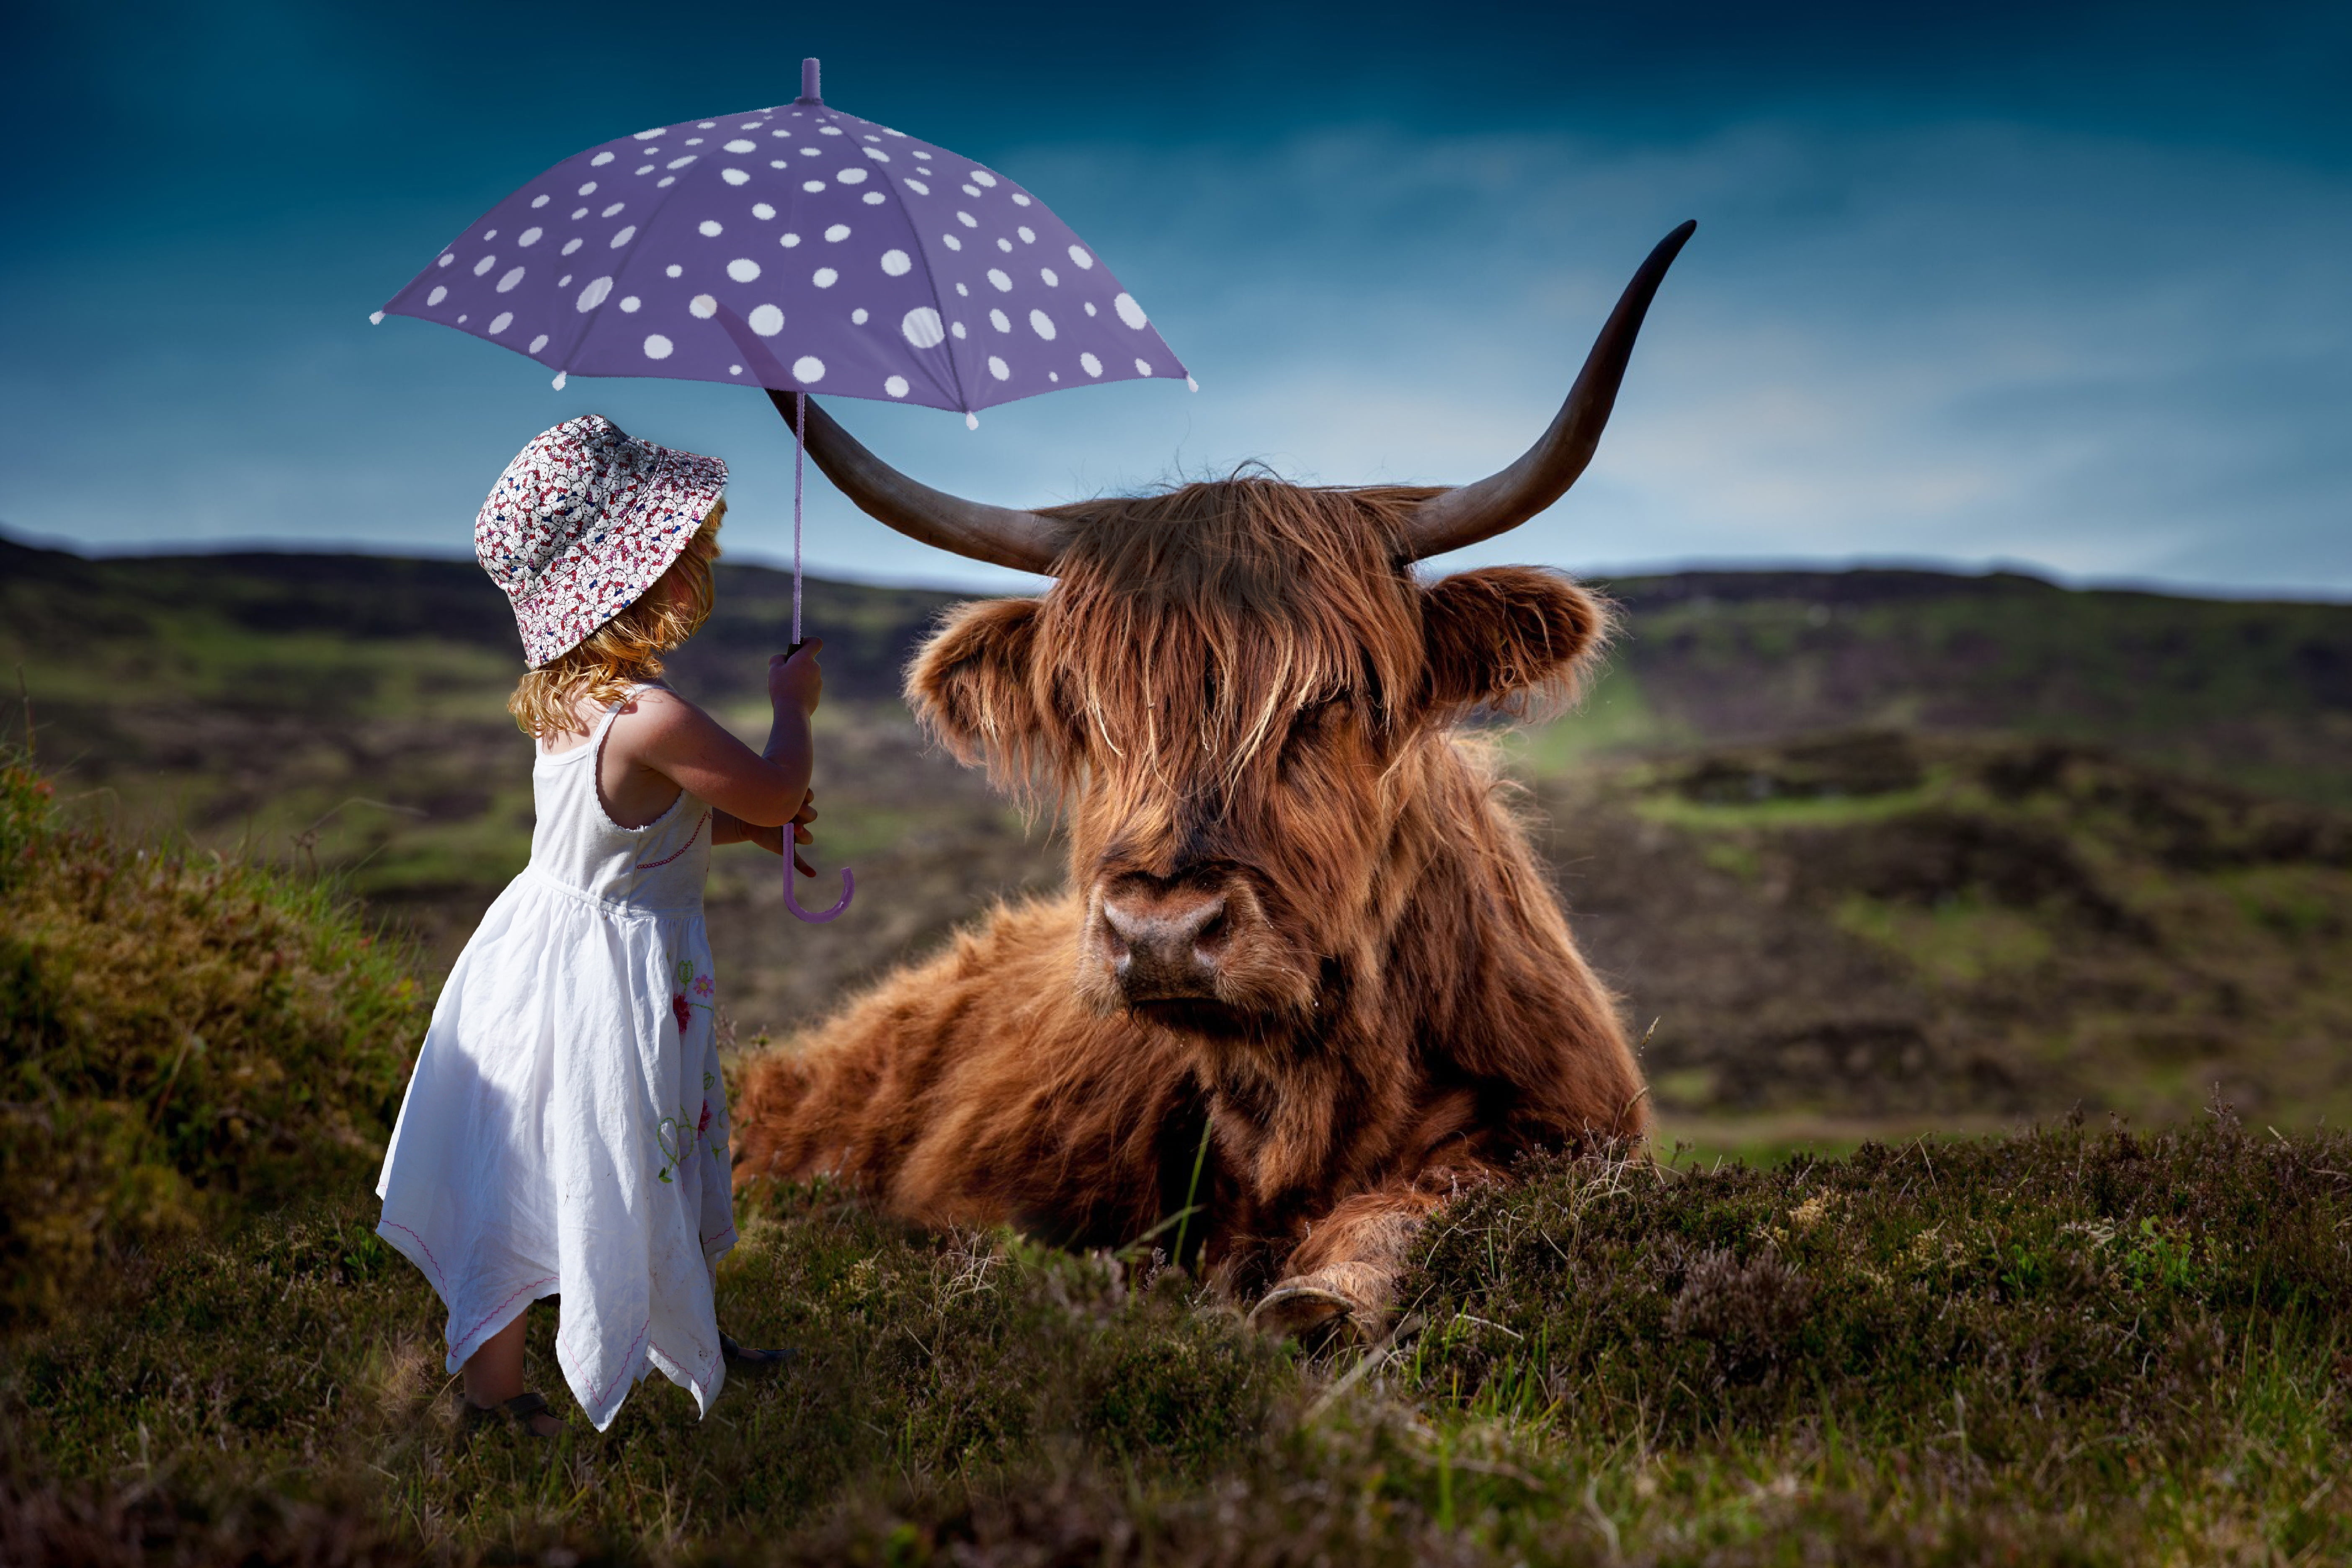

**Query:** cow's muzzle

left=1097, top=882, right=1229, bottom=1003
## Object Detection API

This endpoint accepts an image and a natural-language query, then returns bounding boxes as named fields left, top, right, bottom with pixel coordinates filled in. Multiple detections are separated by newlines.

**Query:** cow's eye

left=1286, top=698, right=1345, bottom=747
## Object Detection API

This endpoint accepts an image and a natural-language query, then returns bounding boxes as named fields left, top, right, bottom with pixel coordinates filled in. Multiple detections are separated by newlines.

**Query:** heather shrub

left=0, top=750, right=422, bottom=1328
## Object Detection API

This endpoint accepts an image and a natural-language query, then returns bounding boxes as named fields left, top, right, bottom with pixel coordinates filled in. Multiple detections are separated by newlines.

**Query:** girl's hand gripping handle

left=771, top=642, right=851, bottom=923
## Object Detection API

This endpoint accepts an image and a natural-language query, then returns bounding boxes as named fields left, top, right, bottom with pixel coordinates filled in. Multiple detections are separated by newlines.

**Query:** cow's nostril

left=1099, top=890, right=1228, bottom=1001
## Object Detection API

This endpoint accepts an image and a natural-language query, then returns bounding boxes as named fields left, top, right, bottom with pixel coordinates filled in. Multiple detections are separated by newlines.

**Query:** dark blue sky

left=4, top=1, right=2346, bottom=594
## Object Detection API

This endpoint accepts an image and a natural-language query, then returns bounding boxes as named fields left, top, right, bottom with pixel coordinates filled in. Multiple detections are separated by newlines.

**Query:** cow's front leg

left=1248, top=1181, right=1453, bottom=1340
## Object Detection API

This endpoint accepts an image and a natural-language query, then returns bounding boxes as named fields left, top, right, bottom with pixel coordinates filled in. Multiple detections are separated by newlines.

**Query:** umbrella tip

left=1186, top=375, right=1199, bottom=392
left=552, top=371, right=568, bottom=391
left=368, top=309, right=384, bottom=326
left=965, top=411, right=979, bottom=431
left=798, top=57, right=821, bottom=105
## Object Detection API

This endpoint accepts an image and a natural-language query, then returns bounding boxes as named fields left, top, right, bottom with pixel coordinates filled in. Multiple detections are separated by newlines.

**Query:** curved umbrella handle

left=785, top=854, right=854, bottom=923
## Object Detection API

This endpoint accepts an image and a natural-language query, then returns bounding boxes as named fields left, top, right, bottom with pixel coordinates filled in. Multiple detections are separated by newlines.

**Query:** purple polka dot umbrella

left=381, top=59, right=1189, bottom=921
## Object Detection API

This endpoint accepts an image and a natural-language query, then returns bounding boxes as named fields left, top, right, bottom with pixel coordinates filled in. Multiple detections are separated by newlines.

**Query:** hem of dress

left=377, top=1218, right=562, bottom=1375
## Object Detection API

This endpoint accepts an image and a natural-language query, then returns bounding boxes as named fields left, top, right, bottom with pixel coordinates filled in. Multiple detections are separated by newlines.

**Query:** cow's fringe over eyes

left=1030, top=476, right=1444, bottom=791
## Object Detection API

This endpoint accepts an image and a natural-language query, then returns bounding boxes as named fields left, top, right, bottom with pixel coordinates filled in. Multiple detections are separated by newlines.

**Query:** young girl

left=377, top=414, right=821, bottom=1436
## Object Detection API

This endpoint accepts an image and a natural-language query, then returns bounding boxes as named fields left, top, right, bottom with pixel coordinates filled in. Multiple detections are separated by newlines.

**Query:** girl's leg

left=461, top=1310, right=564, bottom=1436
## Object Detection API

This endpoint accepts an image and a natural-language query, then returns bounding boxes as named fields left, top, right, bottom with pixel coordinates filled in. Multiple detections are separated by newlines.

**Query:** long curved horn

left=763, top=390, right=1068, bottom=575
left=1403, top=220, right=1696, bottom=561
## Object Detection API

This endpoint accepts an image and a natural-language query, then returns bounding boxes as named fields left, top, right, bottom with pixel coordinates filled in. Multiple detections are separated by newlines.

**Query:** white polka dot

left=578, top=181, right=597, bottom=196
left=1080, top=352, right=1102, bottom=377
left=799, top=147, right=821, bottom=157
left=497, top=266, right=526, bottom=291
left=438, top=253, right=454, bottom=267
left=602, top=202, right=624, bottom=217
left=723, top=168, right=750, bottom=185
left=955, top=283, right=970, bottom=296
left=885, top=375, right=910, bottom=398
left=658, top=176, right=676, bottom=187
left=530, top=333, right=549, bottom=352
left=634, top=128, right=665, bottom=139
left=1016, top=226, right=1035, bottom=243
left=851, top=307, right=869, bottom=324
left=727, top=257, right=761, bottom=281
left=577, top=277, right=612, bottom=311
left=1114, top=293, right=1148, bottom=329
left=986, top=268, right=1012, bottom=291
left=637, top=165, right=654, bottom=176
left=519, top=227, right=543, bottom=246
left=793, top=355, right=825, bottom=382
left=666, top=155, right=696, bottom=169
left=753, top=202, right=776, bottom=219
left=941, top=234, right=962, bottom=251
left=962, top=184, right=980, bottom=198
left=1068, top=244, right=1094, bottom=269
left=913, top=149, right=931, bottom=160
left=572, top=208, right=588, bottom=220
left=699, top=219, right=723, bottom=237
left=818, top=125, right=842, bottom=136
left=989, top=308, right=1010, bottom=333
left=1135, top=358, right=1153, bottom=375
left=489, top=311, right=513, bottom=334
left=427, top=285, right=448, bottom=306
left=561, top=238, right=583, bottom=255
left=611, top=226, right=637, bottom=248
left=900, top=307, right=944, bottom=348
left=665, top=263, right=682, bottom=277
left=862, top=146, right=890, bottom=162
left=1011, top=193, right=1031, bottom=206
left=644, top=333, right=673, bottom=359
left=861, top=191, right=885, bottom=204
left=729, top=365, right=742, bottom=375
left=1049, top=371, right=1060, bottom=382
left=619, top=296, right=641, bottom=312
left=996, top=238, right=1013, bottom=253
left=880, top=249, right=911, bottom=276
left=531, top=194, right=550, bottom=209
left=824, top=223, right=850, bottom=242
left=1040, top=267, right=1059, bottom=286
left=836, top=167, right=867, bottom=185
left=772, top=127, right=791, bottom=138
left=802, top=180, right=825, bottom=193
left=956, top=211, right=977, bottom=228
left=1084, top=302, right=1098, bottom=316
left=473, top=255, right=496, bottom=276
left=905, top=178, right=930, bottom=195
left=970, top=170, right=998, bottom=188
left=749, top=303, right=784, bottom=335
left=951, top=321, right=968, bottom=339
left=690, top=294, right=717, bottom=318
left=456, top=314, right=467, bottom=322
left=781, top=232, right=802, bottom=247
left=557, top=274, right=571, bottom=286
left=812, top=267, right=838, bottom=288
left=1029, top=309, right=1056, bottom=340
left=724, top=138, right=757, bottom=153
left=987, top=356, right=1010, bottom=380
left=770, top=159, right=790, bottom=169
left=697, top=121, right=715, bottom=129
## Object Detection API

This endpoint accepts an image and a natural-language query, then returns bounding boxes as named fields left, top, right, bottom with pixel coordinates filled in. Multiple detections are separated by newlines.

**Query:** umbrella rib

left=868, top=138, right=976, bottom=415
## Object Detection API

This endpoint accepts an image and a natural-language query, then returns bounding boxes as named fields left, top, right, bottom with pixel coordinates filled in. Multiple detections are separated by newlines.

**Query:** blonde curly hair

left=508, top=499, right=725, bottom=738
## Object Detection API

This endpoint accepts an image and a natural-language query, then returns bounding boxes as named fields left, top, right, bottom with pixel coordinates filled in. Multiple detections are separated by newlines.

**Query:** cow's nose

left=1099, top=890, right=1228, bottom=1000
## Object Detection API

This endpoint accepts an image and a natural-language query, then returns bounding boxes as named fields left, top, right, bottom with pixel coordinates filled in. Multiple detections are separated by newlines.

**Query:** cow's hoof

left=1248, top=1282, right=1356, bottom=1339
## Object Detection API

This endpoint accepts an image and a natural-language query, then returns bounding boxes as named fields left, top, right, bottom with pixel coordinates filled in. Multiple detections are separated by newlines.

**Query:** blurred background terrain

left=6, top=530, right=2349, bottom=1148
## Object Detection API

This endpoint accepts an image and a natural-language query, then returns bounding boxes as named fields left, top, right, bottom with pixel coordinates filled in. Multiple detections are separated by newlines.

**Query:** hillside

left=5, top=533, right=2349, bottom=1131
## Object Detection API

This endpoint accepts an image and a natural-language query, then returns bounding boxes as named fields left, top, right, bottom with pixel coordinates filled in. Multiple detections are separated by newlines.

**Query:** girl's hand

left=722, top=792, right=817, bottom=873
left=769, top=640, right=824, bottom=716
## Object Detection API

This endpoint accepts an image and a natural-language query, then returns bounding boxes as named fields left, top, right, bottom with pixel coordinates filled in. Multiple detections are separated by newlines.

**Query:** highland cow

left=735, top=223, right=1694, bottom=1335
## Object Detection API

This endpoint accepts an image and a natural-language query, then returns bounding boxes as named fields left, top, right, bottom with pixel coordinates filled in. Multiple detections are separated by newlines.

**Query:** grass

left=6, top=1114, right=2350, bottom=1565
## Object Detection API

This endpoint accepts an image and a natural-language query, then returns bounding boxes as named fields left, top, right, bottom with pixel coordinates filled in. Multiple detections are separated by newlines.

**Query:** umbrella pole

left=783, top=388, right=853, bottom=923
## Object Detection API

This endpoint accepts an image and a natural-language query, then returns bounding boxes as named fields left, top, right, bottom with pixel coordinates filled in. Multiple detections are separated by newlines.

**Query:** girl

left=377, top=414, right=820, bottom=1436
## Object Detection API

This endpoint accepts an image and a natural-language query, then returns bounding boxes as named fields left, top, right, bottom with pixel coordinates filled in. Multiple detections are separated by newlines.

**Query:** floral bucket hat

left=476, top=414, right=728, bottom=668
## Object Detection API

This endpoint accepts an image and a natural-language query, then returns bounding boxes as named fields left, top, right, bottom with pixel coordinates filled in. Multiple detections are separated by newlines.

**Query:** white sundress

left=376, top=684, right=736, bottom=1431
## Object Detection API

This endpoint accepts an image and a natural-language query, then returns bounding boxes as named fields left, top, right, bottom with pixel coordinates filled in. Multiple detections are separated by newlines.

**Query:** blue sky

left=2, top=1, right=2346, bottom=596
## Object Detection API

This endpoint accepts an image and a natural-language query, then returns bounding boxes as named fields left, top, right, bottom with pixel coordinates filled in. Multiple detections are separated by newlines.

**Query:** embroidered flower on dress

left=672, top=992, right=693, bottom=1033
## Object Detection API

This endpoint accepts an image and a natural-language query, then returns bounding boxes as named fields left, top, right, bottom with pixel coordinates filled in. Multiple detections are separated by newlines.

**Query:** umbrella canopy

left=379, top=61, right=1188, bottom=423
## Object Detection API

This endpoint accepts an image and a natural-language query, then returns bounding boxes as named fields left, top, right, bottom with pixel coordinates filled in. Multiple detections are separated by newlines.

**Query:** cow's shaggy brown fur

left=735, top=475, right=1647, bottom=1334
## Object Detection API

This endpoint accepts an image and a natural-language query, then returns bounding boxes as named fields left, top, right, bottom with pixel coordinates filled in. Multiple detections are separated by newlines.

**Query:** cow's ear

left=1417, top=567, right=1611, bottom=715
left=907, top=596, right=1048, bottom=769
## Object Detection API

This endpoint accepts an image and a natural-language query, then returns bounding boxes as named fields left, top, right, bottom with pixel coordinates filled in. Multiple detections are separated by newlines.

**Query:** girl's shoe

left=719, top=1331, right=799, bottom=1370
left=460, top=1390, right=563, bottom=1438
